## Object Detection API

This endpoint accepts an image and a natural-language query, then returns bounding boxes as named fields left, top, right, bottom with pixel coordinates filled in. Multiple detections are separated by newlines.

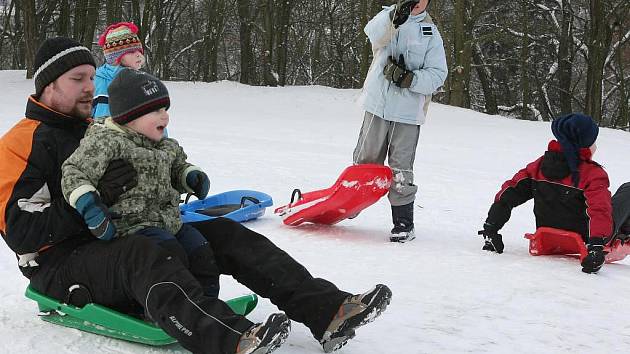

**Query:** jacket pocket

left=406, top=41, right=428, bottom=70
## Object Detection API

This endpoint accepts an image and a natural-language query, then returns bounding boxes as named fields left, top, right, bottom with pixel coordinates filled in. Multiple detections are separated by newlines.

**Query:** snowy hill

left=1, top=70, right=629, bottom=353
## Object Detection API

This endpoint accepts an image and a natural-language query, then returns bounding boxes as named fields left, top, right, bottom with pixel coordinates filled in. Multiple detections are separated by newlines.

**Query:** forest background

left=0, top=0, right=628, bottom=128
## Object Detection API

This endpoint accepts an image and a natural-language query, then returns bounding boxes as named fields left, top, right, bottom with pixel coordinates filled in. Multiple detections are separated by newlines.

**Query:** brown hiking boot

left=319, top=284, right=392, bottom=353
left=235, top=313, right=291, bottom=354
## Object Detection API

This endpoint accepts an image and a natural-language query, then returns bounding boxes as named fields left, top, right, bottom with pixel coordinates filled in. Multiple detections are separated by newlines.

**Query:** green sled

left=25, top=285, right=258, bottom=346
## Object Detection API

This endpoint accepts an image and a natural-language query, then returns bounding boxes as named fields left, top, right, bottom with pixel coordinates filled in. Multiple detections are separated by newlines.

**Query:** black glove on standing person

left=97, top=159, right=138, bottom=207
left=383, top=54, right=414, bottom=88
left=390, top=0, right=420, bottom=28
left=478, top=222, right=504, bottom=254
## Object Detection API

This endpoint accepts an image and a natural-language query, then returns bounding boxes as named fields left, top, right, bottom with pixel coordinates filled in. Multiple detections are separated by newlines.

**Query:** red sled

left=274, top=164, right=392, bottom=226
left=524, top=227, right=630, bottom=263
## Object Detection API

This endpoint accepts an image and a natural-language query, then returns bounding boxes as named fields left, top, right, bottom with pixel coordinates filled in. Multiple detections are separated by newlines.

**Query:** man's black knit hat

left=33, top=37, right=96, bottom=96
left=109, top=68, right=170, bottom=125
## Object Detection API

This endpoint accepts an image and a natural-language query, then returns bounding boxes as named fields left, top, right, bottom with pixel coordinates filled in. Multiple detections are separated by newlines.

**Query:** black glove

left=478, top=222, right=504, bottom=254
left=383, top=55, right=414, bottom=88
left=581, top=238, right=606, bottom=274
left=390, top=0, right=419, bottom=28
left=186, top=170, right=210, bottom=199
left=97, top=159, right=138, bottom=207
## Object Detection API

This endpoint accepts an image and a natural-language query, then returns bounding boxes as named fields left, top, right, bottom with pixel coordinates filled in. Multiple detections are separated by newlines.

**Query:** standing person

left=478, top=113, right=612, bottom=274
left=0, top=37, right=392, bottom=354
left=355, top=0, right=448, bottom=242
left=92, top=22, right=145, bottom=120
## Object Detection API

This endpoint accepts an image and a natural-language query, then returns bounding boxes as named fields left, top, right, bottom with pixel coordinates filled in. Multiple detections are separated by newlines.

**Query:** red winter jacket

left=485, top=140, right=612, bottom=242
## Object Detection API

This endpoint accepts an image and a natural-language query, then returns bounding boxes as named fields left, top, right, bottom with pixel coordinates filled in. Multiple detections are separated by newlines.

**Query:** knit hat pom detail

left=99, top=22, right=143, bottom=65
left=98, top=22, right=139, bottom=46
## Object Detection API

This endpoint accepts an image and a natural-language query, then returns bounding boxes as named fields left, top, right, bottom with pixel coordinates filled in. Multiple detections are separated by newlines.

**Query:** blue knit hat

left=551, top=113, right=599, bottom=186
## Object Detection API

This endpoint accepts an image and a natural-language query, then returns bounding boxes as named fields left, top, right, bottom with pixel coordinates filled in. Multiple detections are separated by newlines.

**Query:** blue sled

left=180, top=190, right=273, bottom=223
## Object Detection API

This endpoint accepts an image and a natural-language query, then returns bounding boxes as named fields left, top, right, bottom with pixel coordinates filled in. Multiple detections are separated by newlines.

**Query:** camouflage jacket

left=61, top=118, right=201, bottom=237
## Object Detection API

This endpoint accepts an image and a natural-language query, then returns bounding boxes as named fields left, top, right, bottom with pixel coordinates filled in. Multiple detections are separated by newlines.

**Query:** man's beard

left=69, top=99, right=92, bottom=119
left=52, top=86, right=92, bottom=119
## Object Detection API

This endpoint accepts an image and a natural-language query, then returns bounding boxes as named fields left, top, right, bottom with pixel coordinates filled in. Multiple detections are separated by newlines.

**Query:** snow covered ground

left=1, top=70, right=629, bottom=353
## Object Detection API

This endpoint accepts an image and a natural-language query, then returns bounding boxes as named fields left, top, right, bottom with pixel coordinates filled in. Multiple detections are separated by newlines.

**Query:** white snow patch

left=0, top=71, right=629, bottom=353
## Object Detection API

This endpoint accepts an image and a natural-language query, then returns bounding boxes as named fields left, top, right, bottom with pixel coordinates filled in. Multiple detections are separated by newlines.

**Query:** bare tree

left=236, top=0, right=256, bottom=84
left=0, top=0, right=627, bottom=129
left=21, top=0, right=37, bottom=77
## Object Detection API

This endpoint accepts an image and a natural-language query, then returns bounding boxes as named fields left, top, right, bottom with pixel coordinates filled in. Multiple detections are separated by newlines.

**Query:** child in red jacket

left=479, top=113, right=612, bottom=274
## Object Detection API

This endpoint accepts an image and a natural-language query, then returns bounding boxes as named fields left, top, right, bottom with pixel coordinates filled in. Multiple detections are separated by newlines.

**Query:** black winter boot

left=390, top=202, right=415, bottom=243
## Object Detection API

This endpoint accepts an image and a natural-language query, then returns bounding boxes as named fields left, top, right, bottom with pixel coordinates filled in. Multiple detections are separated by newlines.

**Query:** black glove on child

left=581, top=238, right=606, bottom=274
left=390, top=0, right=420, bottom=28
left=97, top=159, right=138, bottom=207
left=186, top=170, right=210, bottom=199
left=383, top=54, right=414, bottom=89
left=478, top=222, right=504, bottom=254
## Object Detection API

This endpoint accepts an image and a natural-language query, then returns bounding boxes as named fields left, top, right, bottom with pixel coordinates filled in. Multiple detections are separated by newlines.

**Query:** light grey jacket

left=360, top=6, right=448, bottom=125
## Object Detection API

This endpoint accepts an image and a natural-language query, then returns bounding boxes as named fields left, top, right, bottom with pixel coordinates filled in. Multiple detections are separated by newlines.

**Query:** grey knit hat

left=33, top=37, right=96, bottom=96
left=108, top=68, right=170, bottom=125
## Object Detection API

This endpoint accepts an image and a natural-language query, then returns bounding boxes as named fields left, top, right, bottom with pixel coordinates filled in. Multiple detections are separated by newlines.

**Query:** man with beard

left=0, top=37, right=391, bottom=354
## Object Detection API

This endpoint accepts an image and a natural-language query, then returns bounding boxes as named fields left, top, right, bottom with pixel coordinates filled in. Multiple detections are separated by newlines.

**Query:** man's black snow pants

left=30, top=218, right=349, bottom=353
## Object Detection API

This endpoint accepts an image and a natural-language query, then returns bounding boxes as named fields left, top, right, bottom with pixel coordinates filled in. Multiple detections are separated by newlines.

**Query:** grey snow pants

left=353, top=111, right=421, bottom=206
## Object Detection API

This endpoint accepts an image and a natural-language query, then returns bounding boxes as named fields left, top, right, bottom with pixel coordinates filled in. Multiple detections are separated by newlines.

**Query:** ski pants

left=612, top=182, right=630, bottom=237
left=30, top=217, right=349, bottom=353
left=137, top=223, right=221, bottom=298
left=353, top=111, right=421, bottom=206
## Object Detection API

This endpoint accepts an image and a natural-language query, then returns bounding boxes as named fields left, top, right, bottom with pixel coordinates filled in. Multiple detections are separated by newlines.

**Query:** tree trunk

left=472, top=44, right=497, bottom=114
left=82, top=0, right=101, bottom=48
left=106, top=0, right=124, bottom=24
left=520, top=0, right=531, bottom=120
left=236, top=0, right=255, bottom=84
left=449, top=0, right=473, bottom=108
left=12, top=0, right=25, bottom=69
left=202, top=0, right=224, bottom=82
left=613, top=23, right=628, bottom=129
left=557, top=0, right=573, bottom=114
left=152, top=0, right=165, bottom=77
left=131, top=0, right=143, bottom=34
left=22, top=0, right=37, bottom=78
left=57, top=0, right=70, bottom=37
left=358, top=0, right=371, bottom=81
left=261, top=0, right=277, bottom=86
left=73, top=0, right=86, bottom=43
left=274, top=0, right=294, bottom=86
left=585, top=0, right=612, bottom=123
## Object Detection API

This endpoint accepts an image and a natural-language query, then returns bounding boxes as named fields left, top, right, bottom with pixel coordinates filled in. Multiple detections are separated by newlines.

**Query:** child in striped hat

left=92, top=22, right=145, bottom=120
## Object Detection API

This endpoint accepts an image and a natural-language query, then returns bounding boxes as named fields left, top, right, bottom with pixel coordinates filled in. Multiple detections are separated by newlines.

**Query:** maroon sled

left=274, top=164, right=392, bottom=226
left=524, top=227, right=630, bottom=263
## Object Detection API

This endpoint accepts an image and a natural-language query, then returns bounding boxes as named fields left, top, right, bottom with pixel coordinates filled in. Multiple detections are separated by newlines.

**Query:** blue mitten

left=75, top=191, right=117, bottom=240
left=186, top=170, right=210, bottom=199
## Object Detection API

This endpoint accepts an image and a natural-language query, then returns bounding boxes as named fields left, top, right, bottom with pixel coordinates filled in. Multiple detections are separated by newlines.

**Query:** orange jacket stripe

left=0, top=118, right=40, bottom=235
